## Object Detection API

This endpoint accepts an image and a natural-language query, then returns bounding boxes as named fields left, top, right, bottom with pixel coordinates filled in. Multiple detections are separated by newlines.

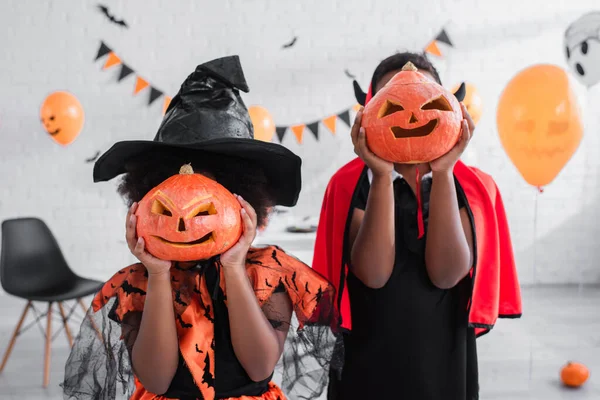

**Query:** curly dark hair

left=371, top=52, right=442, bottom=92
left=117, top=148, right=274, bottom=227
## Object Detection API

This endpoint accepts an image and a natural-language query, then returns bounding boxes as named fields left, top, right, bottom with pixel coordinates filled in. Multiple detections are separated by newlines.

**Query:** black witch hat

left=93, top=55, right=302, bottom=207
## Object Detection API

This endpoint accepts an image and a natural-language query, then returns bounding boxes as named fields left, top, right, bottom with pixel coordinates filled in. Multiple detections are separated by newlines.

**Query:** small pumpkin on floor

left=560, top=361, right=590, bottom=388
left=135, top=164, right=242, bottom=261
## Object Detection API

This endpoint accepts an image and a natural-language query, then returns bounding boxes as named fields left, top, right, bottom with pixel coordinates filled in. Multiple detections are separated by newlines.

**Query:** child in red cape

left=313, top=52, right=522, bottom=399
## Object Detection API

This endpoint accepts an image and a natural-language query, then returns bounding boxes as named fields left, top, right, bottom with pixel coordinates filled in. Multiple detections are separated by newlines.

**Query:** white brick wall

left=1, top=0, right=599, bottom=286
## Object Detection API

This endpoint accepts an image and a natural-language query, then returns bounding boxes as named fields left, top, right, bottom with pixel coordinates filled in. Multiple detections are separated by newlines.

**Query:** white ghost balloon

left=565, top=11, right=600, bottom=88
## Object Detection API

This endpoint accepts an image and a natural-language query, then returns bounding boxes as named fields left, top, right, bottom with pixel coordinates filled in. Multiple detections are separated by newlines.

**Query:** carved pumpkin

left=560, top=362, right=590, bottom=388
left=362, top=62, right=463, bottom=164
left=135, top=164, right=242, bottom=261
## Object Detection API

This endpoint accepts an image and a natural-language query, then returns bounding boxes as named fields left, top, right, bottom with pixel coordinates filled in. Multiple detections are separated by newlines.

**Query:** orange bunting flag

left=103, top=52, right=122, bottom=70
left=162, top=96, right=172, bottom=115
left=352, top=104, right=362, bottom=112
left=323, top=115, right=337, bottom=135
left=425, top=40, right=442, bottom=57
left=134, top=77, right=149, bottom=95
left=291, top=124, right=305, bottom=144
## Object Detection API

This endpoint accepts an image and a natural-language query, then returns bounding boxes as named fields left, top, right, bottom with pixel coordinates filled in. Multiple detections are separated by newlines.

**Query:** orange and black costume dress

left=62, top=246, right=338, bottom=400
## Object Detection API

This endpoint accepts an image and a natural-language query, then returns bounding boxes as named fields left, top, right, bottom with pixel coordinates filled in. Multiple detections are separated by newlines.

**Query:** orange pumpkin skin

left=560, top=362, right=590, bottom=388
left=135, top=165, right=242, bottom=262
left=362, top=63, right=463, bottom=164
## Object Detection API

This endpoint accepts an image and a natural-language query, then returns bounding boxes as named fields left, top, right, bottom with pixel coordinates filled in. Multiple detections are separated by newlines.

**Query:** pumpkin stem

left=402, top=62, right=418, bottom=72
left=179, top=163, right=194, bottom=175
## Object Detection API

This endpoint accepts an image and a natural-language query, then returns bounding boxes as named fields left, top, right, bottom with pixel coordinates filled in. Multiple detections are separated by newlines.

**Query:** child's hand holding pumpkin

left=220, top=195, right=257, bottom=270
left=429, top=104, right=475, bottom=173
left=352, top=108, right=394, bottom=178
left=126, top=202, right=172, bottom=275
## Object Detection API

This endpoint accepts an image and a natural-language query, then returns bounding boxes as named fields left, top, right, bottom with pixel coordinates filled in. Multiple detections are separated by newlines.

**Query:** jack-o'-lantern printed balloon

left=497, top=64, right=583, bottom=188
left=564, top=11, right=600, bottom=88
left=362, top=62, right=463, bottom=164
left=135, top=164, right=242, bottom=262
left=40, top=91, right=85, bottom=146
left=452, top=82, right=483, bottom=125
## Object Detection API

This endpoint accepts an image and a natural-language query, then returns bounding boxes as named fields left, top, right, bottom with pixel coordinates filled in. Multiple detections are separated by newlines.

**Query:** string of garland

left=94, top=41, right=172, bottom=114
left=273, top=27, right=453, bottom=143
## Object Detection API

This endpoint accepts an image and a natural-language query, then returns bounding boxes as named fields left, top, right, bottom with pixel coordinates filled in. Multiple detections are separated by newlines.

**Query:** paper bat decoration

left=97, top=4, right=128, bottom=28
left=282, top=36, right=298, bottom=49
left=121, top=280, right=146, bottom=295
left=85, top=151, right=100, bottom=163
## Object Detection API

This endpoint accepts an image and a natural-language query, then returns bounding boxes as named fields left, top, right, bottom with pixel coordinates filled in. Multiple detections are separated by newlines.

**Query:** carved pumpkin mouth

left=390, top=119, right=438, bottom=138
left=152, top=232, right=214, bottom=247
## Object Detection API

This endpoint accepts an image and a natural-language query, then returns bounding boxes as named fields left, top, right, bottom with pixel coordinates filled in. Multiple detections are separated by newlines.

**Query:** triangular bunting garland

left=148, top=87, right=163, bottom=105
left=291, top=124, right=305, bottom=144
left=352, top=103, right=362, bottom=112
left=424, top=40, right=442, bottom=57
left=134, top=77, right=149, bottom=94
left=118, top=64, right=134, bottom=81
left=95, top=42, right=111, bottom=60
left=323, top=115, right=337, bottom=134
left=276, top=127, right=287, bottom=142
left=338, top=110, right=351, bottom=127
left=435, top=29, right=453, bottom=47
left=103, top=52, right=122, bottom=70
left=163, top=96, right=172, bottom=115
left=307, top=121, right=319, bottom=140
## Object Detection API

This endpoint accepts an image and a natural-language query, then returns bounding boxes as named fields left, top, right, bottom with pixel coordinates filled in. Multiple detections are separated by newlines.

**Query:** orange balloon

left=496, top=65, right=583, bottom=188
left=248, top=105, right=275, bottom=142
left=453, top=82, right=483, bottom=125
left=40, top=91, right=85, bottom=146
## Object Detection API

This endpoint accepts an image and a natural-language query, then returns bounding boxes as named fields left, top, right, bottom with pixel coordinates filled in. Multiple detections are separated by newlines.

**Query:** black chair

left=0, top=217, right=104, bottom=387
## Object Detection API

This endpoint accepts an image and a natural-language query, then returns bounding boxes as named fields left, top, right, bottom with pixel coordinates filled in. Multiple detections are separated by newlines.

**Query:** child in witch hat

left=312, top=52, right=522, bottom=399
left=62, top=56, right=337, bottom=400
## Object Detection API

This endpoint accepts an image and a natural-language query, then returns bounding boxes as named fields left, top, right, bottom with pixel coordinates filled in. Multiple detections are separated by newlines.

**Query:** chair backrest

left=1, top=218, right=78, bottom=298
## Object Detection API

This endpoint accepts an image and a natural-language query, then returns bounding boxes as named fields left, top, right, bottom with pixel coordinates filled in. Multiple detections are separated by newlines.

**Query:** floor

left=0, top=285, right=598, bottom=399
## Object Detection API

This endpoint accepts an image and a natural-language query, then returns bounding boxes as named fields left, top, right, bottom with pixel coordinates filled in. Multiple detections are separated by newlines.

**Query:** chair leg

left=78, top=298, right=103, bottom=342
left=77, top=299, right=88, bottom=314
left=57, top=302, right=74, bottom=347
left=0, top=301, right=31, bottom=373
left=43, top=302, right=53, bottom=388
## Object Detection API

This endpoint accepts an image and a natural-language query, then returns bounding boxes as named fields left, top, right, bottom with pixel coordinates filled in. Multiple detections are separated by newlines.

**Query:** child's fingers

left=461, top=104, right=476, bottom=136
left=125, top=214, right=138, bottom=250
left=125, top=202, right=137, bottom=228
left=133, top=237, right=145, bottom=257
left=240, top=208, right=255, bottom=243
left=357, top=127, right=372, bottom=156
left=350, top=109, right=363, bottom=147
left=236, top=195, right=257, bottom=225
left=457, top=120, right=471, bottom=151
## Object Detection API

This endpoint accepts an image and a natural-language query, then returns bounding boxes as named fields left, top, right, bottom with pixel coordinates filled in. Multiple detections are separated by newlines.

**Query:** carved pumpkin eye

left=421, top=96, right=453, bottom=111
left=548, top=121, right=569, bottom=136
left=515, top=119, right=535, bottom=133
left=190, top=202, right=217, bottom=218
left=151, top=200, right=173, bottom=217
left=378, top=100, right=405, bottom=118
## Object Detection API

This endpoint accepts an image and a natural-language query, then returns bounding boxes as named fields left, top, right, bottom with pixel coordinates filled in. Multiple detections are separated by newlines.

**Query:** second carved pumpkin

left=362, top=62, right=463, bottom=164
left=135, top=164, right=242, bottom=262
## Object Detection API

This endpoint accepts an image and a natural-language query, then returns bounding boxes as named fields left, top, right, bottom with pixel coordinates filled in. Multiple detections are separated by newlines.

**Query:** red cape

left=312, top=157, right=522, bottom=336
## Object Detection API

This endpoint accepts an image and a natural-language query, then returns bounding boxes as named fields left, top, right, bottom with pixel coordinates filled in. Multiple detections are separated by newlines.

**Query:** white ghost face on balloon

left=565, top=11, right=600, bottom=88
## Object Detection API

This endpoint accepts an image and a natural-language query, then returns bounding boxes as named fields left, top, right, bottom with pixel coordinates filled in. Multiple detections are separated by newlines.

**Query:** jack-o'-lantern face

left=362, top=62, right=462, bottom=164
left=496, top=64, right=583, bottom=187
left=40, top=91, right=85, bottom=146
left=135, top=164, right=242, bottom=261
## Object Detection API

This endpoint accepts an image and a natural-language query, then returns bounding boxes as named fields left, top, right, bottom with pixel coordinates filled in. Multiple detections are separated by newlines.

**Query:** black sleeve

left=455, top=177, right=467, bottom=210
left=351, top=175, right=371, bottom=211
